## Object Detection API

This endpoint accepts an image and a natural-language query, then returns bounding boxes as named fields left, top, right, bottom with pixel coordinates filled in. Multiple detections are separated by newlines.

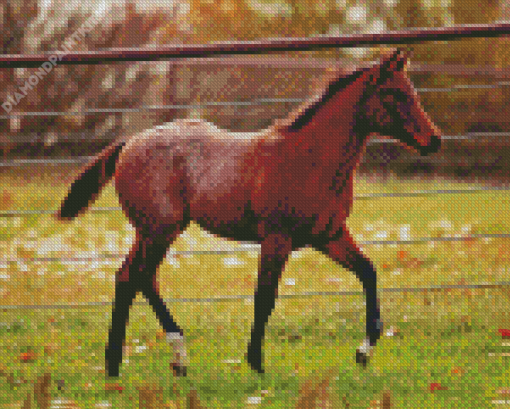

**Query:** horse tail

left=57, top=141, right=126, bottom=220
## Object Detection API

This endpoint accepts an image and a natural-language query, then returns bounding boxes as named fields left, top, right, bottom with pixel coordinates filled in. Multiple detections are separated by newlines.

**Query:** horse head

left=360, top=48, right=441, bottom=156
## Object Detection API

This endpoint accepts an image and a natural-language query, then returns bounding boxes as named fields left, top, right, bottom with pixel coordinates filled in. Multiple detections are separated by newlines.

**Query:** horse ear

left=389, top=48, right=408, bottom=71
left=372, top=49, right=407, bottom=85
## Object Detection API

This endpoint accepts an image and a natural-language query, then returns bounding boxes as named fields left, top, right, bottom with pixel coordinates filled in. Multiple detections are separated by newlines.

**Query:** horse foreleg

left=247, top=233, right=292, bottom=374
left=351, top=254, right=382, bottom=367
left=141, top=275, right=188, bottom=377
left=317, top=229, right=383, bottom=367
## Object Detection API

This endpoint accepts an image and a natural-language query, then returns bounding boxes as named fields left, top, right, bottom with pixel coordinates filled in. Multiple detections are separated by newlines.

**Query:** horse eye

left=381, top=91, right=407, bottom=107
left=391, top=91, right=408, bottom=102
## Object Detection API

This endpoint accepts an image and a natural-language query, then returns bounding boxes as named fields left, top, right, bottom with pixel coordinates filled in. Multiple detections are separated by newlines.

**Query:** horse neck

left=277, top=70, right=372, bottom=172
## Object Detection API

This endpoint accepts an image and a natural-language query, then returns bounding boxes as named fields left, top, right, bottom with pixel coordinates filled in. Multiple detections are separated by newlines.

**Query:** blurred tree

left=0, top=0, right=190, bottom=157
left=2, top=0, right=510, bottom=157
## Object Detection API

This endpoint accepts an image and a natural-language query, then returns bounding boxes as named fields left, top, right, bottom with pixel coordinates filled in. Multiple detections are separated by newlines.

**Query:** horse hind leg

left=106, top=227, right=186, bottom=378
left=141, top=273, right=188, bottom=377
left=106, top=274, right=137, bottom=378
left=112, top=145, right=191, bottom=376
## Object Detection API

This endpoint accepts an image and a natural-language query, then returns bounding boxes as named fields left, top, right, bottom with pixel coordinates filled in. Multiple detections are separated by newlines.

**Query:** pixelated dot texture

left=1, top=0, right=509, bottom=407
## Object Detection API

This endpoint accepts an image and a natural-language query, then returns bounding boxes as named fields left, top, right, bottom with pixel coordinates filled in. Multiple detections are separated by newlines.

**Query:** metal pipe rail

left=1, top=24, right=510, bottom=68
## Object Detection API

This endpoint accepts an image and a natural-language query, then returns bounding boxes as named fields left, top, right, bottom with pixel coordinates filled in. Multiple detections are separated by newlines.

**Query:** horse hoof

left=172, top=364, right=187, bottom=377
left=246, top=350, right=264, bottom=374
left=356, top=350, right=369, bottom=367
left=250, top=365, right=265, bottom=374
left=105, top=363, right=120, bottom=378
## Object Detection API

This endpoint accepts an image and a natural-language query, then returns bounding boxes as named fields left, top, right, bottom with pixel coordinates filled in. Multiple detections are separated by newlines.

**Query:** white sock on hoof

left=358, top=337, right=372, bottom=355
left=166, top=333, right=188, bottom=366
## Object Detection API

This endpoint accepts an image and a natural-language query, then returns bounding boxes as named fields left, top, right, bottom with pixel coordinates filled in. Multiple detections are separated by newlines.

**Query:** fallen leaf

left=20, top=351, right=36, bottom=363
left=105, top=382, right=124, bottom=393
left=430, top=382, right=447, bottom=392
left=499, top=329, right=510, bottom=338
left=397, top=251, right=407, bottom=260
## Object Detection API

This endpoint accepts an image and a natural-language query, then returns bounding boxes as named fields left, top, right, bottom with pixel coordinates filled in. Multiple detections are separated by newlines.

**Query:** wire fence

left=1, top=132, right=509, bottom=167
left=3, top=23, right=510, bottom=309
left=1, top=81, right=510, bottom=120
left=2, top=231, right=510, bottom=264
left=2, top=280, right=510, bottom=310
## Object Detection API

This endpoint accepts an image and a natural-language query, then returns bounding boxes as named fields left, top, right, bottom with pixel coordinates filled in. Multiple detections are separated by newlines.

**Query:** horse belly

left=189, top=183, right=259, bottom=241
left=251, top=169, right=353, bottom=240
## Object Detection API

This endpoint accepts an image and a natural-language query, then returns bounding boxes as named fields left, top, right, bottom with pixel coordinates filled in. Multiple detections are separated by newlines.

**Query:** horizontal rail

left=0, top=281, right=508, bottom=310
left=1, top=183, right=510, bottom=219
left=1, top=233, right=509, bottom=261
left=1, top=185, right=510, bottom=218
left=139, top=56, right=510, bottom=79
left=359, top=233, right=510, bottom=245
left=0, top=158, right=94, bottom=166
left=1, top=81, right=510, bottom=120
left=0, top=98, right=302, bottom=120
left=1, top=23, right=510, bottom=68
left=0, top=133, right=505, bottom=162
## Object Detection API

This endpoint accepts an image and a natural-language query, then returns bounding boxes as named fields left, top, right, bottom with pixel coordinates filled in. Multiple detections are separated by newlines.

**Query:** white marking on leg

left=358, top=337, right=372, bottom=355
left=166, top=332, right=189, bottom=366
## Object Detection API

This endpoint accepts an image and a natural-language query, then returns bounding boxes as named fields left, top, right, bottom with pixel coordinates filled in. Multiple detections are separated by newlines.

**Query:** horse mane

left=276, top=51, right=402, bottom=132
left=275, top=65, right=371, bottom=132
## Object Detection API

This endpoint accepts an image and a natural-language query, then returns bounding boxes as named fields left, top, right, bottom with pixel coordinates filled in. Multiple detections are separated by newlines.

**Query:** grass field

left=1, top=165, right=510, bottom=407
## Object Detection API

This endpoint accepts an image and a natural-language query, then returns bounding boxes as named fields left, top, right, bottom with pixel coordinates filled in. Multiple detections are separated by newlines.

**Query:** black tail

left=57, top=141, right=125, bottom=220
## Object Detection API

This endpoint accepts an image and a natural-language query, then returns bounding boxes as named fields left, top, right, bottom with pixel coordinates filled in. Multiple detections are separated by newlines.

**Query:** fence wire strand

left=1, top=184, right=509, bottom=217
left=1, top=232, right=509, bottom=266
left=1, top=81, right=510, bottom=120
left=1, top=281, right=509, bottom=310
left=2, top=39, right=510, bottom=309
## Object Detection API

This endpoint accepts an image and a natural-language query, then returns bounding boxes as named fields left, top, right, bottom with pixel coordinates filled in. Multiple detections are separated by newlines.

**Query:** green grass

left=0, top=165, right=510, bottom=407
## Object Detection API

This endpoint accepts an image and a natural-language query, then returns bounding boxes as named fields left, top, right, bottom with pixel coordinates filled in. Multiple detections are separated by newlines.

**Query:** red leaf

left=499, top=329, right=510, bottom=338
left=20, top=352, right=35, bottom=362
left=106, top=382, right=124, bottom=393
left=430, top=383, right=447, bottom=392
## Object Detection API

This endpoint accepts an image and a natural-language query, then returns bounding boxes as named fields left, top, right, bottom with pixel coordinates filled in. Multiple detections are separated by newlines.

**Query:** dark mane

left=279, top=65, right=371, bottom=132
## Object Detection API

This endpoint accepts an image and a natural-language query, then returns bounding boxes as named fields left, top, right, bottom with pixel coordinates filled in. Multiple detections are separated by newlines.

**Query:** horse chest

left=251, top=161, right=352, bottom=216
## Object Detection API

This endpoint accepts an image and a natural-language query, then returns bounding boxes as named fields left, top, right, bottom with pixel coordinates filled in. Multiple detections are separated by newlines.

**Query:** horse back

left=115, top=120, right=269, bottom=235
